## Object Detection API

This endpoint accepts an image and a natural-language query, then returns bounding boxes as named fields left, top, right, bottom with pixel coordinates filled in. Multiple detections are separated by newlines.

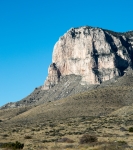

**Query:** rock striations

left=42, top=26, right=133, bottom=90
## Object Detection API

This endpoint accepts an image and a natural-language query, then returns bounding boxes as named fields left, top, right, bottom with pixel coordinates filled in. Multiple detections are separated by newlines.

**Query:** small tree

left=79, top=134, right=97, bottom=144
left=129, top=127, right=133, bottom=132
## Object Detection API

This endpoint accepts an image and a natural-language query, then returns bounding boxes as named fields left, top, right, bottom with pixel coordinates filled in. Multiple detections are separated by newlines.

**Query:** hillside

left=0, top=74, right=133, bottom=149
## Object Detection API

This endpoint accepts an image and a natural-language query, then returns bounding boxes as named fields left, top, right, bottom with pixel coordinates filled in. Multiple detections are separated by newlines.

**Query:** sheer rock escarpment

left=42, top=26, right=133, bottom=90
left=1, top=26, right=133, bottom=109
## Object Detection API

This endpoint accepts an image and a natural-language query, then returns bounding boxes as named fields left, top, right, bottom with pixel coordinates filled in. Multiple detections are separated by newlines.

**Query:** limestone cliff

left=1, top=26, right=133, bottom=109
left=42, top=26, right=133, bottom=90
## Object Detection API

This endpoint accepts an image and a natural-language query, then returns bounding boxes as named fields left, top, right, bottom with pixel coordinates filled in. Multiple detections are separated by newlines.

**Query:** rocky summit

left=1, top=26, right=133, bottom=109
left=42, top=26, right=133, bottom=90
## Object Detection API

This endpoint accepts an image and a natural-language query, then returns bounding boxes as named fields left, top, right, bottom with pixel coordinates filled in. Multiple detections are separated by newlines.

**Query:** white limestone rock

left=42, top=26, right=133, bottom=90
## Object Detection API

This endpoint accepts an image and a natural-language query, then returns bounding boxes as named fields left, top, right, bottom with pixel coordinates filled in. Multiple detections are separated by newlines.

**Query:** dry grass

left=0, top=114, right=132, bottom=149
left=0, top=75, right=133, bottom=149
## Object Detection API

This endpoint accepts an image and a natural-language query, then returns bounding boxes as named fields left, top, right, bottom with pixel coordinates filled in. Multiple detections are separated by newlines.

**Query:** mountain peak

left=42, top=26, right=133, bottom=90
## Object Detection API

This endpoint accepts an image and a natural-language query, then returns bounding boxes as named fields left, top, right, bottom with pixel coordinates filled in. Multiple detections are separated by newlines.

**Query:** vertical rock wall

left=42, top=26, right=133, bottom=90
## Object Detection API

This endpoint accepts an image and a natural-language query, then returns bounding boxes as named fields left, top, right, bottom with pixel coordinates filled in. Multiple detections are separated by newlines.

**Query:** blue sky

left=0, top=0, right=133, bottom=106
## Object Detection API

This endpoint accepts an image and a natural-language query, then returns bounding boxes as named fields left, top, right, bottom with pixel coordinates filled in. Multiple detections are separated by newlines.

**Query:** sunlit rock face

left=42, top=26, right=133, bottom=90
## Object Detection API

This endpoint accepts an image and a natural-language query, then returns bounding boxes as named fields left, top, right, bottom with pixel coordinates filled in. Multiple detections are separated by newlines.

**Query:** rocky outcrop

left=42, top=26, right=133, bottom=89
left=43, top=63, right=61, bottom=90
left=1, top=26, right=133, bottom=109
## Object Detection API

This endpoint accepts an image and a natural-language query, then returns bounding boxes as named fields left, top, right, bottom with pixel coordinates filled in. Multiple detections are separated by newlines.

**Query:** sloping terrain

left=1, top=75, right=98, bottom=109
left=1, top=74, right=133, bottom=125
left=0, top=75, right=133, bottom=149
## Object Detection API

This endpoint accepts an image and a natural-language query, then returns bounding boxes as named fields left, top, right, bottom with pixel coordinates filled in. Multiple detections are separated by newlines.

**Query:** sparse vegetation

left=1, top=141, right=24, bottom=149
left=117, top=140, right=127, bottom=145
left=58, top=137, right=74, bottom=143
left=79, top=134, right=98, bottom=144
left=129, top=127, right=133, bottom=132
left=24, top=135, right=32, bottom=139
left=0, top=75, right=133, bottom=149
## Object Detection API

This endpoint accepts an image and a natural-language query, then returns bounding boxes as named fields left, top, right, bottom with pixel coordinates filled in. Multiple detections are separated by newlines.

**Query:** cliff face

left=42, top=26, right=133, bottom=90
left=1, top=26, right=133, bottom=109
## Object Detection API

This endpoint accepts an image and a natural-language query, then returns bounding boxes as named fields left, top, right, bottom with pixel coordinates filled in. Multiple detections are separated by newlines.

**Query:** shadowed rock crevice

left=114, top=55, right=129, bottom=76
left=104, top=31, right=129, bottom=76
left=104, top=31, right=118, bottom=53
left=119, top=36, right=133, bottom=68
left=91, top=41, right=101, bottom=83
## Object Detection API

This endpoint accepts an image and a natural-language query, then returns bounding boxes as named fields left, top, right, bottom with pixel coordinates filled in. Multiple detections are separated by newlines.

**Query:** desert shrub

left=100, top=141, right=127, bottom=150
left=58, top=137, right=74, bottom=143
left=31, top=128, right=35, bottom=131
left=2, top=134, right=9, bottom=137
left=79, top=134, right=97, bottom=144
left=51, top=145, right=61, bottom=150
left=42, top=138, right=58, bottom=143
left=129, top=127, right=133, bottom=132
left=67, top=132, right=73, bottom=135
left=2, top=141, right=24, bottom=149
left=49, top=123, right=56, bottom=127
left=117, top=140, right=127, bottom=145
left=64, top=144, right=74, bottom=148
left=42, top=140, right=48, bottom=143
left=24, top=135, right=32, bottom=139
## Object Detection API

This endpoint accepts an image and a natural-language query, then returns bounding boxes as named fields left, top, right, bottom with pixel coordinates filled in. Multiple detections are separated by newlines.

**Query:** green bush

left=129, top=127, right=133, bottom=132
left=24, top=135, right=32, bottom=139
left=79, top=134, right=97, bottom=144
left=118, top=140, right=127, bottom=145
left=2, top=141, right=24, bottom=149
